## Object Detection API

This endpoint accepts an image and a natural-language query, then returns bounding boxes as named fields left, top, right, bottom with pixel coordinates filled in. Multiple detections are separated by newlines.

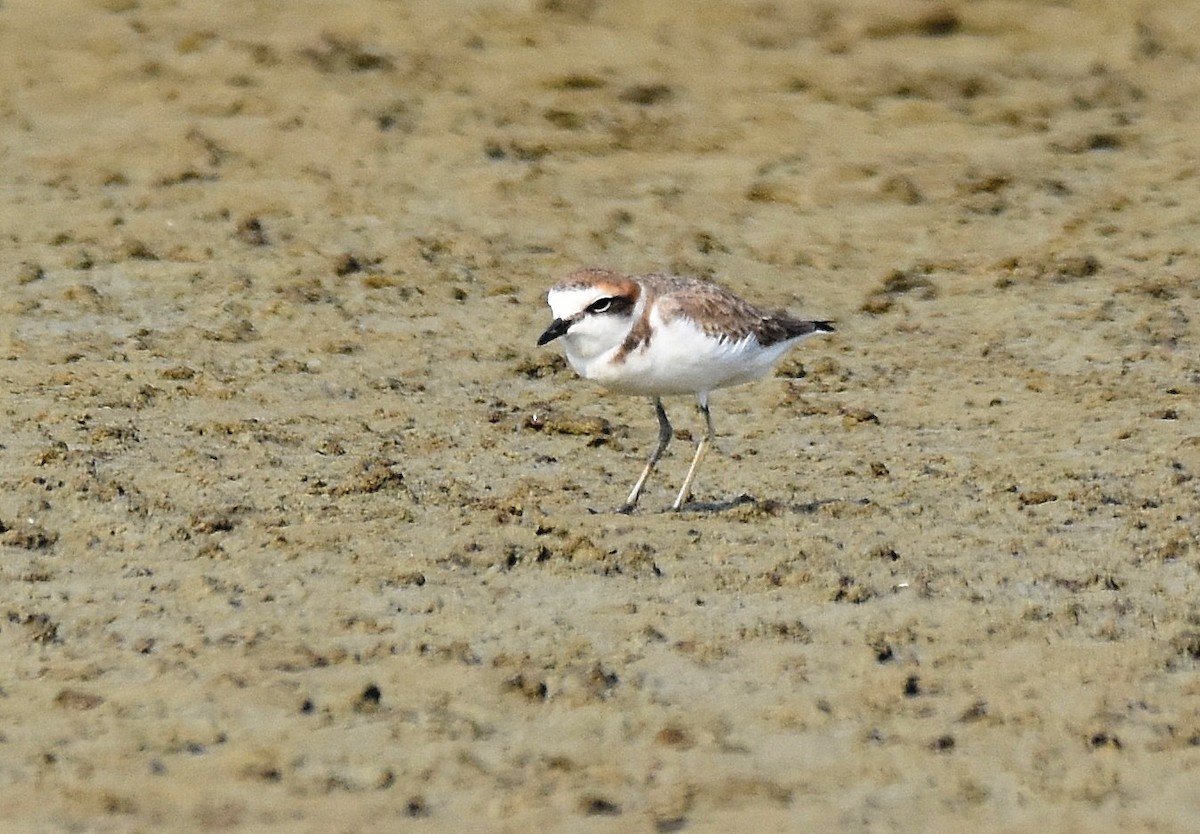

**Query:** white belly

left=567, top=316, right=794, bottom=396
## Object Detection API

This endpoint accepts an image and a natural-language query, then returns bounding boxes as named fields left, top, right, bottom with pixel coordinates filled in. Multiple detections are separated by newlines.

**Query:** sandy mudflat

left=1, top=0, right=1198, bottom=831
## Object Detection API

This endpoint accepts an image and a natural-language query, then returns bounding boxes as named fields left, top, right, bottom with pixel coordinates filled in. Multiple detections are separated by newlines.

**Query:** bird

left=536, top=267, right=834, bottom=511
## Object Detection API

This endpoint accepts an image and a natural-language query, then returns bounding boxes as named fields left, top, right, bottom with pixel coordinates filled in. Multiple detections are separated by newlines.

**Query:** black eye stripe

left=587, top=296, right=633, bottom=315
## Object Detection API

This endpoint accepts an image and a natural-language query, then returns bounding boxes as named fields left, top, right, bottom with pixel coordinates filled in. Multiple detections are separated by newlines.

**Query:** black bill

left=537, top=317, right=571, bottom=346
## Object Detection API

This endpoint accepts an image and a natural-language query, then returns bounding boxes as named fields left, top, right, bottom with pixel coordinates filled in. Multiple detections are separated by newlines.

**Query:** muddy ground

left=1, top=1, right=1198, bottom=831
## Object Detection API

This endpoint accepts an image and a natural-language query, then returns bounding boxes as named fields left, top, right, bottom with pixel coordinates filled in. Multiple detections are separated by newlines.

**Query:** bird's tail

left=781, top=318, right=835, bottom=339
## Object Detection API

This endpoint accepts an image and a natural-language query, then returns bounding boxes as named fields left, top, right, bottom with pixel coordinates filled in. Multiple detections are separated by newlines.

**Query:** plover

left=537, top=268, right=834, bottom=511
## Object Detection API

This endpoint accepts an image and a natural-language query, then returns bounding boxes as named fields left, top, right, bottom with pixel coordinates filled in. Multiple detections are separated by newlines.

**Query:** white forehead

left=547, top=286, right=608, bottom=319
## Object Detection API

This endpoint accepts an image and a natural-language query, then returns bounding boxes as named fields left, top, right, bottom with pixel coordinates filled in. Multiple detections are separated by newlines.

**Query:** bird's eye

left=587, top=297, right=614, bottom=314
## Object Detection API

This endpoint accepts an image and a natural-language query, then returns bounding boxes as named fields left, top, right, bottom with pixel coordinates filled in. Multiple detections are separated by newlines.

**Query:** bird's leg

left=672, top=395, right=716, bottom=511
left=621, top=397, right=672, bottom=513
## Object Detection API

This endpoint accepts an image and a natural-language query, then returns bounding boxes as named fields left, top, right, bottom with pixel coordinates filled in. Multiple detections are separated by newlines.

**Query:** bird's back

left=589, top=274, right=832, bottom=396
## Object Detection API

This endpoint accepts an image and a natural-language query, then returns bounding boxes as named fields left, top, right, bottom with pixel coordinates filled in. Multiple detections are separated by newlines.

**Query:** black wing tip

left=758, top=317, right=837, bottom=347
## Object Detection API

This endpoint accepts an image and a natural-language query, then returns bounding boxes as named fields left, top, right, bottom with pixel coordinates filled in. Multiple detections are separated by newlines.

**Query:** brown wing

left=643, top=274, right=831, bottom=346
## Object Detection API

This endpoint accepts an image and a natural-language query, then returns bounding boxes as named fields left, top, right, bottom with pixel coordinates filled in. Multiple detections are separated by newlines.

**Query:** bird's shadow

left=677, top=494, right=857, bottom=515
left=592, top=495, right=863, bottom=516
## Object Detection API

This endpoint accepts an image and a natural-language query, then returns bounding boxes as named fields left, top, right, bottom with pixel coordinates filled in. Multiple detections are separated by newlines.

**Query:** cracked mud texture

left=1, top=1, right=1198, bottom=832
